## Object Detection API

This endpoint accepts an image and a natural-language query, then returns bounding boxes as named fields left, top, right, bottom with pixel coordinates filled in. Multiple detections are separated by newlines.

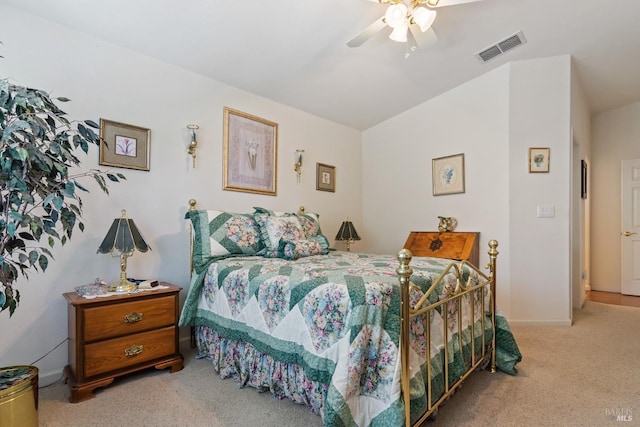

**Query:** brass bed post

left=487, top=240, right=499, bottom=373
left=188, top=198, right=197, bottom=348
left=396, top=249, right=413, bottom=427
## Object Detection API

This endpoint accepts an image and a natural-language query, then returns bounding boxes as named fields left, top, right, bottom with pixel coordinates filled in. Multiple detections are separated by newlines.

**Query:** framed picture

left=581, top=159, right=588, bottom=199
left=529, top=147, right=550, bottom=173
left=316, top=163, right=335, bottom=192
left=223, top=107, right=278, bottom=195
left=99, top=119, right=150, bottom=171
left=432, top=153, right=465, bottom=196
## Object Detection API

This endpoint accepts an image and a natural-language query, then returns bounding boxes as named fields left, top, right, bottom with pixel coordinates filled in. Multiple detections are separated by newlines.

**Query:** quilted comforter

left=179, top=251, right=521, bottom=426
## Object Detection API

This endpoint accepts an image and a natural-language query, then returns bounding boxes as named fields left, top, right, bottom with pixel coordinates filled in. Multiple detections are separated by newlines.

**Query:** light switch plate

left=537, top=205, right=555, bottom=218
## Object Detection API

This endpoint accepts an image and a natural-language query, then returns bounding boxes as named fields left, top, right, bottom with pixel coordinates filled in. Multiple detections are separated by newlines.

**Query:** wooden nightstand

left=63, top=283, right=184, bottom=402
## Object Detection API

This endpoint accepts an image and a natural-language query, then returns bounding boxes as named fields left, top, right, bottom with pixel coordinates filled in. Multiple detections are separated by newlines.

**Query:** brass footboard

left=397, top=240, right=499, bottom=427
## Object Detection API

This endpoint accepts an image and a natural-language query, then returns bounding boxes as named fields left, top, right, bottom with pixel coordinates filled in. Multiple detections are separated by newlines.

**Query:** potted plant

left=0, top=78, right=125, bottom=317
left=0, top=74, right=125, bottom=426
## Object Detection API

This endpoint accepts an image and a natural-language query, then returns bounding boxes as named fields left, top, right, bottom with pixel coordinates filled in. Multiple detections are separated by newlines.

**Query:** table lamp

left=97, top=209, right=151, bottom=292
left=335, top=220, right=361, bottom=252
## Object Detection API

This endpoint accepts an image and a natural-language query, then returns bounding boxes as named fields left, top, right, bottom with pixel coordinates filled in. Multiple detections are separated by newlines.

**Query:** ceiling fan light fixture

left=385, top=3, right=408, bottom=28
left=412, top=6, right=437, bottom=32
left=389, top=22, right=409, bottom=42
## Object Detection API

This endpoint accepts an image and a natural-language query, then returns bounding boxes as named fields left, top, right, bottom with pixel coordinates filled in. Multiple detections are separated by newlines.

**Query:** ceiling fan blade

left=425, top=0, right=483, bottom=8
left=347, top=17, right=387, bottom=47
left=409, top=25, right=438, bottom=50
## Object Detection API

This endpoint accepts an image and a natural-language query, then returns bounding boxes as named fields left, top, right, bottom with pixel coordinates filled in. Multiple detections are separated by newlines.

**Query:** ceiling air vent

left=476, top=31, right=527, bottom=63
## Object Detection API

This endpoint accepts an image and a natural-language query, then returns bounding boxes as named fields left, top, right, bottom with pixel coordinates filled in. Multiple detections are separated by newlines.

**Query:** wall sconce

left=294, top=149, right=304, bottom=183
left=187, top=124, right=199, bottom=168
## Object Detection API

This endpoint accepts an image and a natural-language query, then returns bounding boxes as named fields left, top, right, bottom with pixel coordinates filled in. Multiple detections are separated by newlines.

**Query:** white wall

left=591, top=102, right=640, bottom=292
left=363, top=55, right=576, bottom=325
left=0, top=6, right=362, bottom=383
left=508, top=56, right=572, bottom=325
left=361, top=66, right=512, bottom=314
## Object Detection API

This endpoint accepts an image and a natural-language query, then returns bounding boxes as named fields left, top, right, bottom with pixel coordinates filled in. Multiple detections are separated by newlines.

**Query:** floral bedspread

left=179, top=252, right=521, bottom=426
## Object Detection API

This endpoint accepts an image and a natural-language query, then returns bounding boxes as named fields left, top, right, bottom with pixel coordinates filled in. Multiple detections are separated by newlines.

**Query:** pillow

left=185, top=209, right=265, bottom=267
left=253, top=208, right=306, bottom=258
left=279, top=235, right=330, bottom=260
left=296, top=211, right=323, bottom=238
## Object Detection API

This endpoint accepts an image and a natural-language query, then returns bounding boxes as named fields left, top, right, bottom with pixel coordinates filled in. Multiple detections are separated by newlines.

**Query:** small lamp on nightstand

left=97, top=209, right=151, bottom=292
left=335, top=220, right=361, bottom=252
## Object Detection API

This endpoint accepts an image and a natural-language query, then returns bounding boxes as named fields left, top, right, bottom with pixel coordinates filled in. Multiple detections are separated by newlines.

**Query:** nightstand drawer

left=84, top=326, right=176, bottom=378
left=84, top=295, right=176, bottom=341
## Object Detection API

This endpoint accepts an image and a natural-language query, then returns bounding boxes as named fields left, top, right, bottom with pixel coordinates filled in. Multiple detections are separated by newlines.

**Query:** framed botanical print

left=529, top=147, right=550, bottom=173
left=99, top=119, right=150, bottom=171
left=223, top=107, right=278, bottom=195
left=316, top=163, right=335, bottom=192
left=432, top=153, right=465, bottom=196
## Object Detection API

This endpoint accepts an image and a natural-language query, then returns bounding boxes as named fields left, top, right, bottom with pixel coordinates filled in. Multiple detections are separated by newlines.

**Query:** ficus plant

left=0, top=77, right=125, bottom=316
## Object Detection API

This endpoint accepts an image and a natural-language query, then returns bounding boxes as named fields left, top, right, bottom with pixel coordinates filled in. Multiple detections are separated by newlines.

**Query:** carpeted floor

left=38, top=301, right=640, bottom=426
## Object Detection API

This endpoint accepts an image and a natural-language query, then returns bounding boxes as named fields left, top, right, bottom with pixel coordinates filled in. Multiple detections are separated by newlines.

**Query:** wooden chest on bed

left=403, top=231, right=480, bottom=266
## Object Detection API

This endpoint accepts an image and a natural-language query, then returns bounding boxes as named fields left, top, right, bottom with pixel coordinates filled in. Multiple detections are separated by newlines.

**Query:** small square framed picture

left=432, top=153, right=465, bottom=196
left=99, top=119, right=150, bottom=171
left=316, top=163, right=335, bottom=192
left=529, top=147, right=550, bottom=173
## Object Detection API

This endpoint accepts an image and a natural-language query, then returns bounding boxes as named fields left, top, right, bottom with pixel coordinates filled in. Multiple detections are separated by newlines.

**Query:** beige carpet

left=38, top=301, right=640, bottom=426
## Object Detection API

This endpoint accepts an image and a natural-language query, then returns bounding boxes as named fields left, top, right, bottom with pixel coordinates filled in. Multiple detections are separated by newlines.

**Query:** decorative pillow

left=185, top=209, right=265, bottom=267
left=279, top=235, right=330, bottom=260
left=296, top=211, right=323, bottom=238
left=253, top=208, right=306, bottom=258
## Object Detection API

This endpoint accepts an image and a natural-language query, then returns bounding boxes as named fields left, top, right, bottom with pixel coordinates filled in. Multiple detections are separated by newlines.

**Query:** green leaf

left=62, top=181, right=76, bottom=198
left=28, top=250, right=39, bottom=266
left=56, top=96, right=71, bottom=102
left=38, top=255, right=49, bottom=272
left=74, top=180, right=89, bottom=192
left=18, top=232, right=35, bottom=241
left=52, top=196, right=63, bottom=211
left=7, top=222, right=16, bottom=238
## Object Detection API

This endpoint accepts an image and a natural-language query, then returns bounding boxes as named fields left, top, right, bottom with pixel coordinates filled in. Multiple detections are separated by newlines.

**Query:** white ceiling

left=3, top=0, right=640, bottom=130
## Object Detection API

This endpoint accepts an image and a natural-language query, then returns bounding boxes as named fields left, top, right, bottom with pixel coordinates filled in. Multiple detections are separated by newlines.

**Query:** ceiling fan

left=347, top=0, right=484, bottom=50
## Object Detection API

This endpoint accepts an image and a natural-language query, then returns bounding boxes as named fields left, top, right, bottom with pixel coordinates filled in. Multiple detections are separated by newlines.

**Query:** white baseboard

left=508, top=319, right=572, bottom=327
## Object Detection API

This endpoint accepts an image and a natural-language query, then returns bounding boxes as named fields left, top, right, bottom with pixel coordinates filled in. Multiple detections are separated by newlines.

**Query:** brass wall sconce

left=294, top=149, right=304, bottom=183
left=187, top=124, right=199, bottom=168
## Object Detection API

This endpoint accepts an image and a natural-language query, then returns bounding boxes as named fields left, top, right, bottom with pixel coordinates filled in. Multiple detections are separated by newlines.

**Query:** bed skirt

left=196, top=325, right=328, bottom=417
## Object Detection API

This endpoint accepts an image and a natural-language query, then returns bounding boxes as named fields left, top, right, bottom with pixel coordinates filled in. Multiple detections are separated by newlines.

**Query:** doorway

left=621, top=158, right=640, bottom=295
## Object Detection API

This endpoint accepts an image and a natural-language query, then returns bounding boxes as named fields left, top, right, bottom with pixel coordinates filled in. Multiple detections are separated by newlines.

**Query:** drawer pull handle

left=124, top=344, right=144, bottom=357
left=124, top=312, right=144, bottom=323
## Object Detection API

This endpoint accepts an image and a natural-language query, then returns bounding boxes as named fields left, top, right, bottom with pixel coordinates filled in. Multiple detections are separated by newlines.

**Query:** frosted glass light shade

left=389, top=22, right=409, bottom=42
left=385, top=3, right=408, bottom=28
left=412, top=7, right=437, bottom=32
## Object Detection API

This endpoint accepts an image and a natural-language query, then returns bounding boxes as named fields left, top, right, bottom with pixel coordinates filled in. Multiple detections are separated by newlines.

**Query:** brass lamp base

left=108, top=253, right=137, bottom=292
left=108, top=278, right=137, bottom=293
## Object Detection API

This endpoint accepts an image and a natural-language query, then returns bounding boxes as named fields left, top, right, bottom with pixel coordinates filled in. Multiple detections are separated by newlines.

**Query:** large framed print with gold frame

left=99, top=119, right=150, bottom=171
left=432, top=153, right=465, bottom=196
left=223, top=107, right=278, bottom=196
